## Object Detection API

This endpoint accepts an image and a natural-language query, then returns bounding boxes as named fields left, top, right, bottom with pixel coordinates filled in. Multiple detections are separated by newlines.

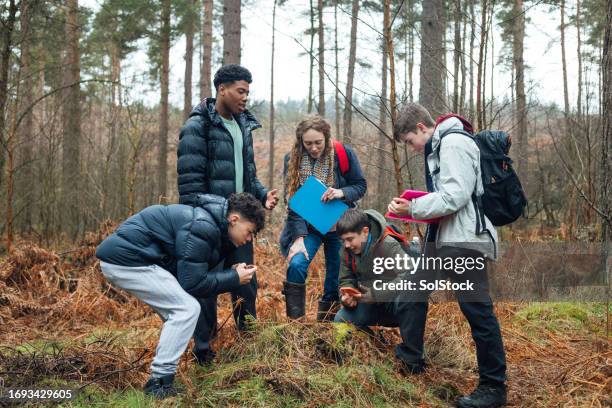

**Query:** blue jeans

left=286, top=231, right=341, bottom=301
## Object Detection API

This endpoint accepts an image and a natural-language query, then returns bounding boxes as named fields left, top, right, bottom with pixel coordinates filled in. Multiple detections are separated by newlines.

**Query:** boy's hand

left=236, top=263, right=257, bottom=284
left=388, top=197, right=411, bottom=216
left=321, top=187, right=344, bottom=202
left=265, top=189, right=280, bottom=210
left=287, top=237, right=309, bottom=263
left=341, top=293, right=358, bottom=308
left=356, top=284, right=374, bottom=303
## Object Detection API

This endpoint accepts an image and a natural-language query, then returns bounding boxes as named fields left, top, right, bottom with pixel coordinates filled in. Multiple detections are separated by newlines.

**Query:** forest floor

left=0, top=226, right=610, bottom=407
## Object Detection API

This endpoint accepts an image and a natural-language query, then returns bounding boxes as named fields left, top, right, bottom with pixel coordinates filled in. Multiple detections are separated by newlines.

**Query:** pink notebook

left=385, top=190, right=442, bottom=224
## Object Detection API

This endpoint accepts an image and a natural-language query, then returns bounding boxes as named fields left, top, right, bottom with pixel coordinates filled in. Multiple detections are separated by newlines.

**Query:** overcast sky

left=83, top=0, right=589, bottom=112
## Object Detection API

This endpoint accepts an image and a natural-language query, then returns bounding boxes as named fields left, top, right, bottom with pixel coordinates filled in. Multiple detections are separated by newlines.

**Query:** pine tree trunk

left=308, top=0, right=315, bottom=113
left=453, top=0, right=461, bottom=112
left=384, top=0, right=402, bottom=196
left=200, top=0, right=213, bottom=99
left=561, top=0, right=570, bottom=116
left=222, top=0, right=241, bottom=64
left=513, top=0, right=527, bottom=183
left=184, top=0, right=196, bottom=120
left=158, top=0, right=171, bottom=199
left=377, top=38, right=388, bottom=204
left=334, top=1, right=340, bottom=137
left=476, top=0, right=487, bottom=129
left=268, top=0, right=277, bottom=189
left=62, top=0, right=82, bottom=238
left=459, top=0, right=467, bottom=112
left=576, top=0, right=583, bottom=118
left=419, top=0, right=446, bottom=117
left=18, top=0, right=34, bottom=232
left=343, top=0, right=359, bottom=144
left=0, top=0, right=17, bottom=191
left=317, top=0, right=325, bottom=116
left=469, top=0, right=475, bottom=118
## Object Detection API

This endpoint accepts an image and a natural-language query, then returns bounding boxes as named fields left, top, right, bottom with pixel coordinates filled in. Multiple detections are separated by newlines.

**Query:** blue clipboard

left=288, top=176, right=349, bottom=234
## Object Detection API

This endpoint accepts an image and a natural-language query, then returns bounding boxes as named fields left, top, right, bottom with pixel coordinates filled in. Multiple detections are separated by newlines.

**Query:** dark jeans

left=394, top=246, right=507, bottom=386
left=286, top=230, right=342, bottom=301
left=334, top=302, right=398, bottom=329
left=192, top=241, right=257, bottom=358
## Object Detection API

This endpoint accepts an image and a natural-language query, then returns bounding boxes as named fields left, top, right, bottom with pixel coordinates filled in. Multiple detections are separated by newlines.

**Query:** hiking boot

left=193, top=349, right=216, bottom=366
left=456, top=383, right=507, bottom=408
left=282, top=281, right=306, bottom=319
left=317, top=299, right=341, bottom=322
left=143, top=374, right=178, bottom=399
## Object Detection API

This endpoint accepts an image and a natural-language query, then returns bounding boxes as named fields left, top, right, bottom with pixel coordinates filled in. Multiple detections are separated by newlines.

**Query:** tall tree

left=200, top=0, right=213, bottom=98
left=269, top=0, right=278, bottom=188
left=561, top=0, right=570, bottom=116
left=307, top=0, right=315, bottom=113
left=184, top=0, right=198, bottom=119
left=317, top=0, right=325, bottom=116
left=343, top=0, right=359, bottom=143
left=158, top=0, right=171, bottom=199
left=601, top=0, right=611, bottom=243
left=334, top=0, right=340, bottom=136
left=576, top=0, right=583, bottom=117
left=453, top=0, right=462, bottom=112
left=419, top=0, right=446, bottom=117
left=222, top=0, right=241, bottom=64
left=513, top=0, right=527, bottom=181
left=62, top=0, right=82, bottom=238
left=0, top=0, right=18, bottom=190
left=377, top=37, right=388, bottom=204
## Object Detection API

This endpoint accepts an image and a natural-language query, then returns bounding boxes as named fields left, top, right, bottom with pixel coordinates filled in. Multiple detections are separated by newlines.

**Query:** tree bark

left=384, top=0, right=403, bottom=196
left=268, top=0, right=277, bottom=189
left=158, top=0, right=171, bottom=199
left=18, top=0, right=34, bottom=232
left=576, top=0, right=583, bottom=118
left=561, top=0, right=570, bottom=116
left=469, top=0, right=475, bottom=118
left=377, top=37, right=388, bottom=204
left=222, top=0, right=241, bottom=64
left=200, top=0, right=213, bottom=98
left=334, top=1, right=340, bottom=137
left=453, top=0, right=461, bottom=112
left=0, top=0, right=18, bottom=190
left=317, top=0, right=325, bottom=116
left=419, top=0, right=446, bottom=117
left=184, top=0, right=197, bottom=120
left=513, top=0, right=527, bottom=183
left=308, top=0, right=315, bottom=113
left=343, top=0, right=359, bottom=144
left=62, top=0, right=82, bottom=238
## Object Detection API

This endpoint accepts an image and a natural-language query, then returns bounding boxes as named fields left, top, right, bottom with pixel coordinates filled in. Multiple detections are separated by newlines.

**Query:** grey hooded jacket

left=410, top=117, right=498, bottom=260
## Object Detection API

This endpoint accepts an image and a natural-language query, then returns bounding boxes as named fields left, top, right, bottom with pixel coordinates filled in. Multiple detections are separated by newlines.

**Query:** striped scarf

left=298, top=150, right=335, bottom=189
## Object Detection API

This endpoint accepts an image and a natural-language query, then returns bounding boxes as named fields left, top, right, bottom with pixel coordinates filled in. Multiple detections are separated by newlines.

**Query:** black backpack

left=438, top=128, right=527, bottom=226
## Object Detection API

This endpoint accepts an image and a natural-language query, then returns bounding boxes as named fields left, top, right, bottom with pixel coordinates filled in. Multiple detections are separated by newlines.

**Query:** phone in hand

left=340, top=287, right=361, bottom=297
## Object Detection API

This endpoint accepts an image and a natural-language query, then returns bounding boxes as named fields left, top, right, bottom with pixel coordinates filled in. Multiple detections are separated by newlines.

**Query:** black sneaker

left=143, top=374, right=178, bottom=399
left=456, top=383, right=507, bottom=408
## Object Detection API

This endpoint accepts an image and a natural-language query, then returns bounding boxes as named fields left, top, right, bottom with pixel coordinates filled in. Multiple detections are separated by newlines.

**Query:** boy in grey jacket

left=388, top=103, right=507, bottom=408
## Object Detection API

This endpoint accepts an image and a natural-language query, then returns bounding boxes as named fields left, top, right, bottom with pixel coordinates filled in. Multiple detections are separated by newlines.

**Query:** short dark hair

left=213, top=64, right=252, bottom=91
left=394, top=102, right=435, bottom=141
left=227, top=193, right=266, bottom=233
left=336, top=208, right=370, bottom=236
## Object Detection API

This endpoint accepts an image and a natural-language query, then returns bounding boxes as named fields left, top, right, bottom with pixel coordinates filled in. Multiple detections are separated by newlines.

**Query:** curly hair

left=213, top=64, right=252, bottom=91
left=284, top=115, right=333, bottom=201
left=227, top=193, right=266, bottom=233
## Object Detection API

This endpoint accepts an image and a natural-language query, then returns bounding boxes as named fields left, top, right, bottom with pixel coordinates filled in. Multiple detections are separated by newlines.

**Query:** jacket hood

left=431, top=116, right=465, bottom=151
left=365, top=209, right=388, bottom=245
left=195, top=194, right=229, bottom=230
left=190, top=98, right=262, bottom=130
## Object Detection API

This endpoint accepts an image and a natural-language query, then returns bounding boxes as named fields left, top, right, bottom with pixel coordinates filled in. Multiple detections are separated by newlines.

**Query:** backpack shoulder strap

left=333, top=140, right=350, bottom=175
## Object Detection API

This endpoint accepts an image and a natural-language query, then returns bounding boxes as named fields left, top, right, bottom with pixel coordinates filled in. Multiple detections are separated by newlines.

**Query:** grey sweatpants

left=99, top=261, right=201, bottom=377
